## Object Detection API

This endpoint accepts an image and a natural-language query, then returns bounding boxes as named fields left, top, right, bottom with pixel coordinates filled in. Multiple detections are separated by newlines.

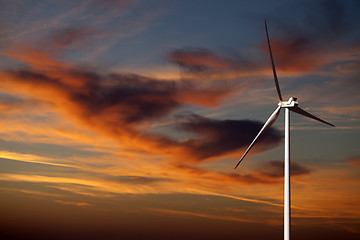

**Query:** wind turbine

left=234, top=20, right=335, bottom=240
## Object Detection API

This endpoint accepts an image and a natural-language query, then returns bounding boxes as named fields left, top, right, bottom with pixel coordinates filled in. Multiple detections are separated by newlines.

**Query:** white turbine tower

left=234, top=20, right=335, bottom=240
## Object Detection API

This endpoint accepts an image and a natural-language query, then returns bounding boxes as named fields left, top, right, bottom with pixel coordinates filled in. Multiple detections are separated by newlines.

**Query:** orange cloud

left=2, top=44, right=68, bottom=70
left=265, top=37, right=323, bottom=72
left=0, top=45, right=283, bottom=164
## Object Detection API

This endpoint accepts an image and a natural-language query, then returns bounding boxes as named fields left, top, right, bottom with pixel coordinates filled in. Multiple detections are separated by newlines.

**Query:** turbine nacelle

left=279, top=97, right=298, bottom=108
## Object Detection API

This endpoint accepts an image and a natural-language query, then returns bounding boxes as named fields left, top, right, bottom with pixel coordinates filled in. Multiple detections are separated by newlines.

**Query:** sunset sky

left=1, top=0, right=360, bottom=239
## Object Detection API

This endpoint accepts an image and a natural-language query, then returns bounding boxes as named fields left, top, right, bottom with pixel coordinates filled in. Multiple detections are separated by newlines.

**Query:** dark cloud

left=263, top=0, right=359, bottom=73
left=69, top=72, right=181, bottom=124
left=5, top=69, right=65, bottom=88
left=258, top=160, right=313, bottom=178
left=168, top=48, right=233, bottom=73
left=223, top=172, right=279, bottom=185
left=4, top=68, right=181, bottom=125
left=51, top=27, right=93, bottom=47
left=167, top=48, right=259, bottom=75
left=175, top=113, right=283, bottom=161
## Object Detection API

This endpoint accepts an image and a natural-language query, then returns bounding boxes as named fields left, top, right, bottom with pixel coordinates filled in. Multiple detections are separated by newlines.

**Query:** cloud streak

left=259, top=160, right=313, bottom=178
left=149, top=208, right=255, bottom=223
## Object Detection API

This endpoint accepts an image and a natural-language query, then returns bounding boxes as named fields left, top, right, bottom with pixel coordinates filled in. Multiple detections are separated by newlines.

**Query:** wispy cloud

left=55, top=199, right=92, bottom=207
left=0, top=173, right=166, bottom=195
left=149, top=208, right=255, bottom=223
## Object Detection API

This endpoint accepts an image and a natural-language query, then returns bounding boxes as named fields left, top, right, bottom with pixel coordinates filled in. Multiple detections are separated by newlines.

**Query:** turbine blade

left=290, top=106, right=335, bottom=127
left=235, top=106, right=281, bottom=169
left=265, top=20, right=283, bottom=101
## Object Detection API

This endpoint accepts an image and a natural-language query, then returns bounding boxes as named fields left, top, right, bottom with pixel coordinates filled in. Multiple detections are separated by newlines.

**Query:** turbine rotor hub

left=279, top=97, right=298, bottom=108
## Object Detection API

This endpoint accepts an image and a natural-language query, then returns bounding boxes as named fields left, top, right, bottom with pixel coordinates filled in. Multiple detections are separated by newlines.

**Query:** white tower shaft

left=284, top=108, right=290, bottom=240
left=235, top=20, right=334, bottom=240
